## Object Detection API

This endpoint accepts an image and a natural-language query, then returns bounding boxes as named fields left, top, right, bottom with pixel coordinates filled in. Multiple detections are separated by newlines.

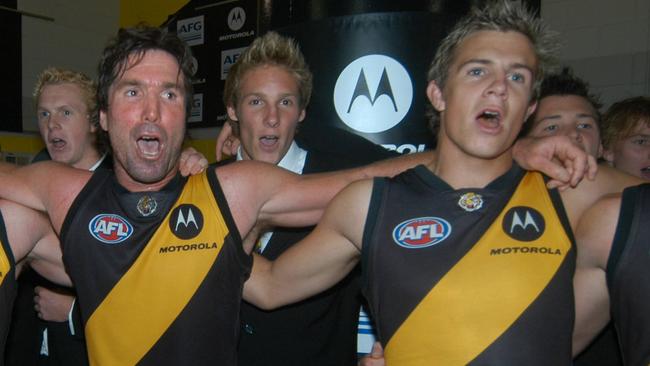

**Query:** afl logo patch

left=170, top=204, right=204, bottom=240
left=89, top=214, right=134, bottom=244
left=502, top=206, right=545, bottom=242
left=392, top=217, right=452, bottom=249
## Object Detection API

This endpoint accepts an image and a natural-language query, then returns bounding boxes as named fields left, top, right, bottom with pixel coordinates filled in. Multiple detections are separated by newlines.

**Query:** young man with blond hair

left=244, top=1, right=642, bottom=364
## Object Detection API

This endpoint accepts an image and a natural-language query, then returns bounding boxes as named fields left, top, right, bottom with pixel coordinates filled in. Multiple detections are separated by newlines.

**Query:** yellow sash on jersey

left=385, top=172, right=571, bottom=365
left=85, top=173, right=228, bottom=365
left=0, top=238, right=10, bottom=287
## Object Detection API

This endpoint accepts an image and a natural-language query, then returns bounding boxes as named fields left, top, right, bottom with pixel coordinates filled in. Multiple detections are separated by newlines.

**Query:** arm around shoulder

left=0, top=160, right=90, bottom=219
left=243, top=179, right=374, bottom=309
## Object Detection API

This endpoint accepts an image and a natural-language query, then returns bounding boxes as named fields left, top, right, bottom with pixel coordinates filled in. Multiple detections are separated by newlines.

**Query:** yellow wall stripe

left=120, top=0, right=189, bottom=27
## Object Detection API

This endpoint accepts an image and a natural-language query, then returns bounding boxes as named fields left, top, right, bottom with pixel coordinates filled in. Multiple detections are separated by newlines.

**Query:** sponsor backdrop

left=167, top=0, right=258, bottom=128
left=272, top=6, right=455, bottom=152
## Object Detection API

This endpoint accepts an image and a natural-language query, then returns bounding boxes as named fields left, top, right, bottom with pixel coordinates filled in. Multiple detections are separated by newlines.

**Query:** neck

left=429, top=139, right=514, bottom=189
left=113, top=163, right=179, bottom=192
left=72, top=149, right=103, bottom=170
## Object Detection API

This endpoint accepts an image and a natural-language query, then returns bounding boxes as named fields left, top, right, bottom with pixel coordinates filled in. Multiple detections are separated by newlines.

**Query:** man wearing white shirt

left=7, top=67, right=105, bottom=366
left=222, top=31, right=390, bottom=366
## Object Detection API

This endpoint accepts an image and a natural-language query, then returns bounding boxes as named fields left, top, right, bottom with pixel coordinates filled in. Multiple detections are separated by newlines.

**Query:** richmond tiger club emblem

left=136, top=195, right=158, bottom=217
left=458, top=192, right=483, bottom=212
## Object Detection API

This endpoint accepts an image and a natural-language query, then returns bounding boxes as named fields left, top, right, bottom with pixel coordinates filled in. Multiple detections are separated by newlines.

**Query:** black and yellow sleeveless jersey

left=362, top=165, right=575, bottom=365
left=607, top=183, right=650, bottom=365
left=0, top=210, right=17, bottom=359
left=61, top=169, right=250, bottom=366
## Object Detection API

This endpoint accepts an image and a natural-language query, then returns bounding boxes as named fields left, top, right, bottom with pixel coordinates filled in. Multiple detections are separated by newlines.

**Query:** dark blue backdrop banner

left=278, top=11, right=454, bottom=153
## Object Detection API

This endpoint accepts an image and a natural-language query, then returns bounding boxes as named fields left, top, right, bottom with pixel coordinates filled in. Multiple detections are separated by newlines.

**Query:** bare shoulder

left=577, top=192, right=622, bottom=231
left=575, top=193, right=622, bottom=269
left=594, top=164, right=644, bottom=191
left=32, top=160, right=93, bottom=216
left=213, top=160, right=291, bottom=201
left=18, top=160, right=92, bottom=193
left=214, top=160, right=290, bottom=193
left=338, top=178, right=375, bottom=200
left=212, top=161, right=292, bottom=236
left=560, top=164, right=641, bottom=230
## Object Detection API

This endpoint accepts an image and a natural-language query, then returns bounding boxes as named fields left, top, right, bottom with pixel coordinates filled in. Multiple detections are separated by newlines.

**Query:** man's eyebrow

left=630, top=133, right=650, bottom=139
left=162, top=81, right=182, bottom=90
left=457, top=59, right=534, bottom=75
left=114, top=79, right=182, bottom=89
left=510, top=62, right=534, bottom=75
left=113, top=79, right=140, bottom=89
left=456, top=58, right=491, bottom=71
left=576, top=112, right=598, bottom=119
left=536, top=114, right=561, bottom=123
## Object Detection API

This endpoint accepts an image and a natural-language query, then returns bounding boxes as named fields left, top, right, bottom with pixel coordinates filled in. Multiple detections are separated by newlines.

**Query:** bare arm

left=217, top=154, right=426, bottom=243
left=217, top=131, right=596, bottom=189
left=1, top=200, right=71, bottom=286
left=243, top=180, right=373, bottom=309
left=0, top=161, right=90, bottom=232
left=572, top=194, right=620, bottom=355
left=27, top=231, right=72, bottom=287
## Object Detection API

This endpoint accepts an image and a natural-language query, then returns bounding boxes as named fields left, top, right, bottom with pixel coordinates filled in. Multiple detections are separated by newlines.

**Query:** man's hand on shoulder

left=513, top=135, right=597, bottom=190
left=215, top=121, right=240, bottom=162
left=179, top=147, right=209, bottom=176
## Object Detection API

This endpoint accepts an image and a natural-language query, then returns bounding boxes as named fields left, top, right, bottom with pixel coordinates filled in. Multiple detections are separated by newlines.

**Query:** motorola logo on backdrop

left=190, top=56, right=198, bottom=76
left=333, top=55, right=413, bottom=134
left=227, top=7, right=246, bottom=31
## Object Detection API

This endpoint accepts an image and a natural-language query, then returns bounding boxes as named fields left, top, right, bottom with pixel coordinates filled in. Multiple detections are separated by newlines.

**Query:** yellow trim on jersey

left=85, top=172, right=229, bottom=365
left=386, top=172, right=571, bottom=365
left=0, top=237, right=10, bottom=287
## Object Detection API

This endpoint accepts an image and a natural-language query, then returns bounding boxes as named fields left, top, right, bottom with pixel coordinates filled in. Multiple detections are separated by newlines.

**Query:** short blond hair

left=223, top=31, right=312, bottom=109
left=427, top=0, right=559, bottom=133
left=33, top=67, right=98, bottom=127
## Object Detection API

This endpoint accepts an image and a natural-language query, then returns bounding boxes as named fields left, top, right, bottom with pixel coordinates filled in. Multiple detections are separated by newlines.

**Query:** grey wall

left=542, top=0, right=650, bottom=108
left=19, top=0, right=118, bottom=131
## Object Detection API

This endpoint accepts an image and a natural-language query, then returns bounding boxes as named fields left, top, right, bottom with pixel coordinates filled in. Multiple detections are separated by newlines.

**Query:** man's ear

left=525, top=100, right=538, bottom=121
left=90, top=119, right=98, bottom=133
left=596, top=142, right=604, bottom=159
left=226, top=105, right=239, bottom=122
left=298, top=108, right=306, bottom=123
left=426, top=80, right=445, bottom=112
left=603, top=147, right=615, bottom=165
left=99, top=110, right=108, bottom=132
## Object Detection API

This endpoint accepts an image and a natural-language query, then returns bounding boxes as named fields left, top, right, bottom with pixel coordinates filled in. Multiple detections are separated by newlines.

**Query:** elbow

left=242, top=287, right=281, bottom=310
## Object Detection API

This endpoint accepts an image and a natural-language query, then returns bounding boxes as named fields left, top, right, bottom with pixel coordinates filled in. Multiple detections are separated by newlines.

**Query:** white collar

left=236, top=141, right=307, bottom=174
left=88, top=152, right=108, bottom=172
